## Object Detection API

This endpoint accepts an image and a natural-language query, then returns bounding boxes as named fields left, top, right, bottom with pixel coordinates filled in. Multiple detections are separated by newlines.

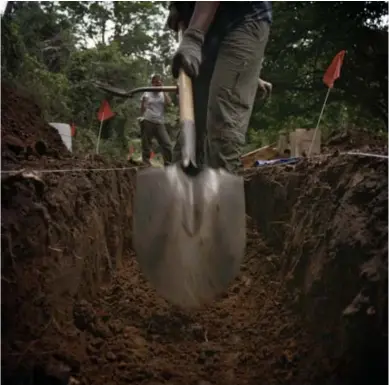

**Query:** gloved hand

left=172, top=28, right=205, bottom=79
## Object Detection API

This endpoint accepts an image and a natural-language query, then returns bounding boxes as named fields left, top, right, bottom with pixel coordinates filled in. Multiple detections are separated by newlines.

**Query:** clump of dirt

left=1, top=83, right=69, bottom=168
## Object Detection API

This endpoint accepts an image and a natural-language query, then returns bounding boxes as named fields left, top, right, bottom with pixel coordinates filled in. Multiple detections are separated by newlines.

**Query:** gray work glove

left=172, top=28, right=205, bottom=79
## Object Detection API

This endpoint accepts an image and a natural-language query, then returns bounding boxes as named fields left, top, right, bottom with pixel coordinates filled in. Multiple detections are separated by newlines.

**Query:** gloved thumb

left=172, top=53, right=197, bottom=79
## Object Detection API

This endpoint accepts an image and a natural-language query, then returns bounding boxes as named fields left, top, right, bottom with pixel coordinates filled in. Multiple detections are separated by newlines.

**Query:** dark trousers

left=173, top=20, right=270, bottom=173
left=141, top=119, right=173, bottom=166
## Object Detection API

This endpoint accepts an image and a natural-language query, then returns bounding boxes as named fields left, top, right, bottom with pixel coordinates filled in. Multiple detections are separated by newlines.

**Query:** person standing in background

left=140, top=74, right=173, bottom=166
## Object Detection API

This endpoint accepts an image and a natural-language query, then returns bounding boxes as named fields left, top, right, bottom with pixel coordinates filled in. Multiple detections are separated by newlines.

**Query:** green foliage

left=1, top=1, right=175, bottom=159
left=21, top=54, right=72, bottom=121
left=72, top=125, right=98, bottom=154
left=255, top=0, right=388, bottom=141
left=1, top=1, right=387, bottom=160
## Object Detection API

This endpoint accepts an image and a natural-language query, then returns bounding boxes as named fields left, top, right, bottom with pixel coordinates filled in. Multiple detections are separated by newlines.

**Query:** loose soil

left=1, top=84, right=388, bottom=385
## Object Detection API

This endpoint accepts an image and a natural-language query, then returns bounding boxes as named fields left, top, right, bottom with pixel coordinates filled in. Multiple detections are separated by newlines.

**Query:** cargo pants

left=141, top=119, right=173, bottom=166
left=173, top=19, right=270, bottom=173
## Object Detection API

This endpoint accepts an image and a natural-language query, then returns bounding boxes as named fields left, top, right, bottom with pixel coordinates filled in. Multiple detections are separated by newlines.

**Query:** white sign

left=49, top=122, right=72, bottom=152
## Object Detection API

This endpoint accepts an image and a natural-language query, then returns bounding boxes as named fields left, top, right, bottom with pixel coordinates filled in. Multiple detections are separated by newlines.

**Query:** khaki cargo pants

left=141, top=119, right=173, bottom=166
left=173, top=19, right=270, bottom=173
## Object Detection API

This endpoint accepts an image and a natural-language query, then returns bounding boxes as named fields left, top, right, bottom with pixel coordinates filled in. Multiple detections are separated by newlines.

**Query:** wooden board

left=241, top=145, right=280, bottom=168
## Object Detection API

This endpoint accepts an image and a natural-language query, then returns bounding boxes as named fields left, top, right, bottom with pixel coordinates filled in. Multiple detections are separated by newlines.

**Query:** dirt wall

left=244, top=164, right=304, bottom=252
left=245, top=154, right=388, bottom=385
left=1, top=84, right=138, bottom=382
left=1, top=160, right=136, bottom=381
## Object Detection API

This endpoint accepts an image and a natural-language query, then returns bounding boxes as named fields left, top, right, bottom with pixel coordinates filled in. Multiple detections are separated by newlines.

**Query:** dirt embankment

left=1, top=84, right=137, bottom=383
left=1, top=83, right=70, bottom=168
left=246, top=154, right=388, bottom=385
left=1, top=84, right=388, bottom=385
left=282, top=156, right=388, bottom=384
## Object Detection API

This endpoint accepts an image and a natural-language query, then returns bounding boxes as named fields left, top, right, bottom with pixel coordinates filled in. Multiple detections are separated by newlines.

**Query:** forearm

left=188, top=1, right=220, bottom=34
left=164, top=93, right=172, bottom=106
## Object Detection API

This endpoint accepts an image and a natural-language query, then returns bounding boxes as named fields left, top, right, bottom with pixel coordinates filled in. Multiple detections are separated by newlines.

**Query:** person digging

left=167, top=1, right=272, bottom=173
left=140, top=74, right=173, bottom=166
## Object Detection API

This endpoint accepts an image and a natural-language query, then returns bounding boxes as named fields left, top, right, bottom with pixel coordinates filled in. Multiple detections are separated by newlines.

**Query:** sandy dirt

left=1, top=84, right=388, bottom=385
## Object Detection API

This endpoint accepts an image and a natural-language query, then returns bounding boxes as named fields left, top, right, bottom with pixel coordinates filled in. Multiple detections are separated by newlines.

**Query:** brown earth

left=323, top=128, right=388, bottom=155
left=1, top=83, right=70, bottom=169
left=1, top=84, right=388, bottom=385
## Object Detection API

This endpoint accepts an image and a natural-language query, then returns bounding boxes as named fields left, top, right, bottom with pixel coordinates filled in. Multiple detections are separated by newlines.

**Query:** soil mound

left=1, top=83, right=69, bottom=168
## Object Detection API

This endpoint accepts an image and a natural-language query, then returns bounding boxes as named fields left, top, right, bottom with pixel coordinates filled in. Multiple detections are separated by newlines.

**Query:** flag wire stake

left=308, top=87, right=331, bottom=158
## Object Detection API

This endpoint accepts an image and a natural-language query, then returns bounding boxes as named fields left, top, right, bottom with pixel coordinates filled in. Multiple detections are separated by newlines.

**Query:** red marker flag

left=70, top=122, right=76, bottom=137
left=97, top=100, right=115, bottom=121
left=323, top=50, right=346, bottom=88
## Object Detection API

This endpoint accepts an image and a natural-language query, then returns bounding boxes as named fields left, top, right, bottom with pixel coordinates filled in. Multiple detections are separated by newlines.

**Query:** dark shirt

left=220, top=1, right=272, bottom=26
left=170, top=1, right=272, bottom=31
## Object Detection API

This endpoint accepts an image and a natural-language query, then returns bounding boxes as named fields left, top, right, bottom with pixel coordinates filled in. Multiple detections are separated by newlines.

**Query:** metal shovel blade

left=133, top=164, right=246, bottom=308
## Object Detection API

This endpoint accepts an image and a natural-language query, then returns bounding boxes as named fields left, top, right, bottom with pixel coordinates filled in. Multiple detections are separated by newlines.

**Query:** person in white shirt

left=140, top=74, right=173, bottom=166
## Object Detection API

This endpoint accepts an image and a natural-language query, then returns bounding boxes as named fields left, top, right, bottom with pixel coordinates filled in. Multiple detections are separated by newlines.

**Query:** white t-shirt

left=142, top=91, right=165, bottom=124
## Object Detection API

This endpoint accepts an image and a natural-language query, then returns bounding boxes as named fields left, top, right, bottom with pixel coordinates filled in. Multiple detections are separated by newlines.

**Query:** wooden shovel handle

left=178, top=25, right=195, bottom=123
left=177, top=23, right=197, bottom=167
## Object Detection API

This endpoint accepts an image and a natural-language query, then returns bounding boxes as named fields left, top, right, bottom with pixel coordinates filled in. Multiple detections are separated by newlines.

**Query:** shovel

left=133, top=29, right=246, bottom=309
left=93, top=80, right=177, bottom=99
